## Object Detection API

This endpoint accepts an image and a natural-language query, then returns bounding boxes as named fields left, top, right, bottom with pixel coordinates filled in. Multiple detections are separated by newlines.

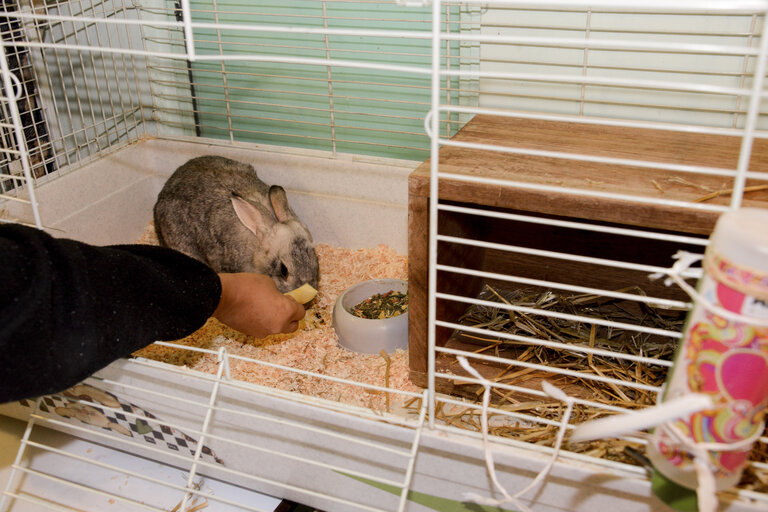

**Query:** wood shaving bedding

left=133, top=223, right=419, bottom=412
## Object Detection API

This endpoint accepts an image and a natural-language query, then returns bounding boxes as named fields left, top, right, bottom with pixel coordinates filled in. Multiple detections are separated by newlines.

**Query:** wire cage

left=1, top=1, right=767, bottom=511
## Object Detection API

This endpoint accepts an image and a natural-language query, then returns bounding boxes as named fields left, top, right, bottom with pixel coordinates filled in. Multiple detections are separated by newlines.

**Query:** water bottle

left=646, top=207, right=768, bottom=494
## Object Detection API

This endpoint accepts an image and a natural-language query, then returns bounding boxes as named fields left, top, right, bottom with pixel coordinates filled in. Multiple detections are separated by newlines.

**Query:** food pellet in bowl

left=350, top=290, right=408, bottom=319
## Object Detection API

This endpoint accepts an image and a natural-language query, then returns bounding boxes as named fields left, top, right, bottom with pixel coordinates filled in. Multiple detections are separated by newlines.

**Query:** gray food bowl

left=332, top=278, right=408, bottom=354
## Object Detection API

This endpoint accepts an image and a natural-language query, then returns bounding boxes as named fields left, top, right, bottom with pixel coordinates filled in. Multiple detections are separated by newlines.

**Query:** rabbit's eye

left=280, top=262, right=289, bottom=279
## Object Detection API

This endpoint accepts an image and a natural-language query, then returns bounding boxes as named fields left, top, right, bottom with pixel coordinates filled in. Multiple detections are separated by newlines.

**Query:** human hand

left=213, top=273, right=306, bottom=338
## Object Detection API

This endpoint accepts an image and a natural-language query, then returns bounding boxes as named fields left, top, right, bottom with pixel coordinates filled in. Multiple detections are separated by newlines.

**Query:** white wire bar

left=2, top=11, right=435, bottom=78
left=0, top=0, right=765, bottom=507
left=150, top=341, right=423, bottom=402
left=449, top=0, right=768, bottom=11
left=0, top=399, right=41, bottom=512
left=9, top=414, right=297, bottom=512
left=4, top=7, right=767, bottom=66
left=437, top=233, right=703, bottom=280
left=7, top=464, right=180, bottom=512
left=425, top=0, right=768, bottom=501
left=437, top=373, right=648, bottom=416
left=0, top=0, right=145, bottom=184
left=437, top=297, right=681, bottom=343
left=1, top=0, right=767, bottom=179
left=439, top=105, right=768, bottom=140
left=13, top=40, right=429, bottom=77
left=40, top=393, right=409, bottom=490
left=449, top=3, right=768, bottom=140
left=4, top=0, right=768, bottom=175
left=14, top=438, right=280, bottom=512
left=91, top=371, right=420, bottom=455
left=2, top=350, right=429, bottom=512
left=436, top=316, right=676, bottom=366
left=437, top=172, right=734, bottom=213
left=16, top=408, right=415, bottom=512
left=435, top=346, right=664, bottom=394
left=10, top=8, right=763, bottom=48
left=428, top=413, right=765, bottom=508
left=428, top=385, right=768, bottom=506
left=437, top=264, right=692, bottom=310
left=442, top=32, right=765, bottom=56
left=729, top=5, right=768, bottom=208
left=435, top=391, right=575, bottom=429
left=434, top=137, right=744, bottom=179
left=436, top=203, right=710, bottom=247
left=0, top=52, right=42, bottom=227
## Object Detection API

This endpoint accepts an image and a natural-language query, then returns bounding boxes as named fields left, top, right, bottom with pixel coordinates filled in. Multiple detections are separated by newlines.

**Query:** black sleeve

left=0, top=223, right=222, bottom=403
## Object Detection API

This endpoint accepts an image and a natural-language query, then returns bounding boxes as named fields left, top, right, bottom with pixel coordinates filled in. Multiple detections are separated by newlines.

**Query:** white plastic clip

left=457, top=356, right=575, bottom=512
left=650, top=250, right=768, bottom=327
left=217, top=347, right=231, bottom=381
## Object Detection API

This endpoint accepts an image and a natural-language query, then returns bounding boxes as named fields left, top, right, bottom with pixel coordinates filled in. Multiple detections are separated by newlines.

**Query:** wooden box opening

left=407, top=115, right=768, bottom=391
left=409, top=202, right=704, bottom=391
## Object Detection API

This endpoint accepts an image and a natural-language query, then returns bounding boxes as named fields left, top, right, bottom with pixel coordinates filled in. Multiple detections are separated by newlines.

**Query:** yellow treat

left=284, top=283, right=318, bottom=305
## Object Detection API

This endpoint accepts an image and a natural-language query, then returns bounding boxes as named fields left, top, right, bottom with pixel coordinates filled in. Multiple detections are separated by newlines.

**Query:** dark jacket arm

left=0, top=224, right=221, bottom=403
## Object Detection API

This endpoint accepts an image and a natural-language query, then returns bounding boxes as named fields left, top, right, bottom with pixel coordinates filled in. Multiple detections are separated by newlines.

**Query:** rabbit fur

left=153, top=155, right=319, bottom=293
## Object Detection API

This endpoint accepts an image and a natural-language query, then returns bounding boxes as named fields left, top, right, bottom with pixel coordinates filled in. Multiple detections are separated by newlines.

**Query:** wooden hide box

left=407, top=115, right=768, bottom=390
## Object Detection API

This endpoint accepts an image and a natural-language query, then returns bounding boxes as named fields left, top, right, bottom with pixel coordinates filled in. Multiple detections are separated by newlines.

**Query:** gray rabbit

left=153, top=155, right=319, bottom=293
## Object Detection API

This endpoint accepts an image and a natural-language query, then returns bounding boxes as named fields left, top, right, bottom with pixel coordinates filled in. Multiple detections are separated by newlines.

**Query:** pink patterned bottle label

left=656, top=259, right=768, bottom=481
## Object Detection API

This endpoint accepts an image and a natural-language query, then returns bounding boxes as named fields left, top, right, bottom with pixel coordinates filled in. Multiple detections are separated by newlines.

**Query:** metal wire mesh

left=0, top=1, right=54, bottom=194
left=425, top=0, right=768, bottom=504
left=0, top=0, right=767, bottom=510
left=141, top=0, right=467, bottom=159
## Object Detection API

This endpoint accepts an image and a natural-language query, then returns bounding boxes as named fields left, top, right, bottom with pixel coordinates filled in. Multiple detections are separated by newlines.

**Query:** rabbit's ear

left=231, top=195, right=275, bottom=238
left=268, top=185, right=298, bottom=222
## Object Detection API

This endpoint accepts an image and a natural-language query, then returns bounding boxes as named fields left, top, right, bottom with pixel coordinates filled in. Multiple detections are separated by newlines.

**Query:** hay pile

left=403, top=284, right=767, bottom=492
